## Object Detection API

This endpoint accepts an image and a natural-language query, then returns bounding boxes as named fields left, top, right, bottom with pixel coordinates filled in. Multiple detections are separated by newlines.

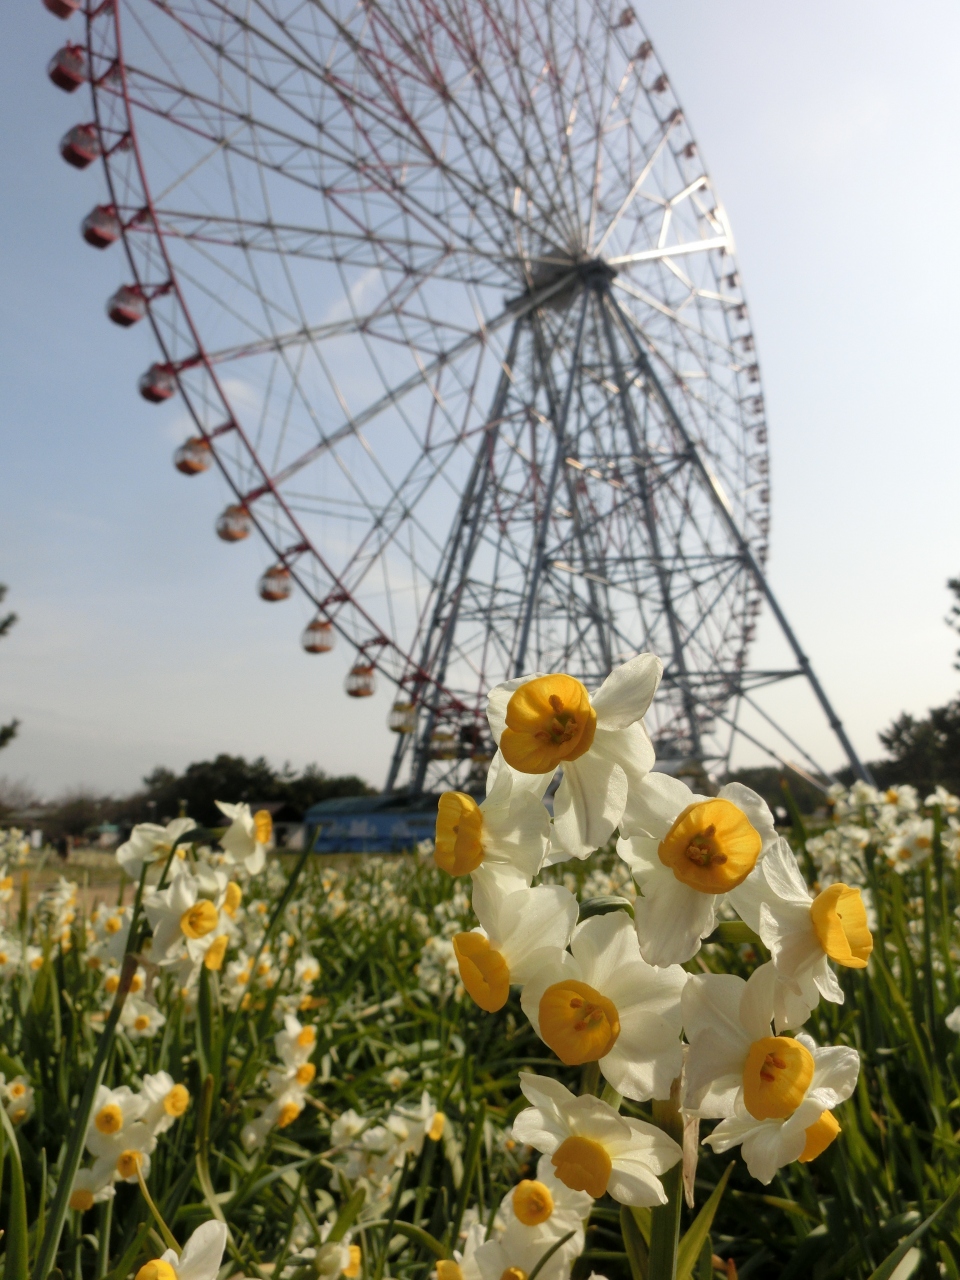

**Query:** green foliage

left=133, top=755, right=374, bottom=826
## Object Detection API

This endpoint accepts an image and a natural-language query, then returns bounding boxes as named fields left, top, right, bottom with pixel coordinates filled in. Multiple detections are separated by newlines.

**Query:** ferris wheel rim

left=79, top=0, right=771, bottom=746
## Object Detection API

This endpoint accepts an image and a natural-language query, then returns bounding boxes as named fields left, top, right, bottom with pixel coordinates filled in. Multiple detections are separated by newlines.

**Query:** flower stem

left=136, top=1166, right=180, bottom=1256
left=647, top=1080, right=684, bottom=1280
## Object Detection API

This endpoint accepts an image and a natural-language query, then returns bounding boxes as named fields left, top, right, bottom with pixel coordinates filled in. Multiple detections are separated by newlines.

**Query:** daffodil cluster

left=433, top=655, right=873, bottom=1192
left=328, top=1090, right=448, bottom=1215
left=241, top=1013, right=319, bottom=1149
left=68, top=1073, right=191, bottom=1211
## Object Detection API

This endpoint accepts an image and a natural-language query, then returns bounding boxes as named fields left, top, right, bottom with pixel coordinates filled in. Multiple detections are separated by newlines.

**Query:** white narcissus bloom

left=471, top=1219, right=581, bottom=1280
left=85, top=1085, right=147, bottom=1158
left=216, top=801, right=273, bottom=876
left=3, top=1075, right=35, bottom=1125
left=141, top=1072, right=190, bottom=1136
left=143, top=872, right=224, bottom=966
left=434, top=757, right=550, bottom=893
left=729, top=838, right=873, bottom=1030
left=486, top=654, right=663, bottom=859
left=703, top=1038, right=860, bottom=1184
left=511, top=1072, right=681, bottom=1207
left=618, top=773, right=777, bottom=966
left=520, top=912, right=686, bottom=1101
left=681, top=963, right=858, bottom=1158
left=883, top=817, right=934, bottom=872
left=947, top=1007, right=960, bottom=1033
left=453, top=882, right=578, bottom=1013
left=499, top=1152, right=593, bottom=1240
left=133, top=1220, right=227, bottom=1280
left=0, top=935, right=22, bottom=977
left=68, top=1165, right=116, bottom=1212
left=927, top=786, right=960, bottom=813
left=120, top=997, right=166, bottom=1040
left=116, top=818, right=196, bottom=880
left=276, top=1014, right=318, bottom=1069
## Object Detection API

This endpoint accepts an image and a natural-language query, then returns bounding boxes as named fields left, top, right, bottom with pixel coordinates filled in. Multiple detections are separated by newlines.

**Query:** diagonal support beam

left=606, top=288, right=873, bottom=783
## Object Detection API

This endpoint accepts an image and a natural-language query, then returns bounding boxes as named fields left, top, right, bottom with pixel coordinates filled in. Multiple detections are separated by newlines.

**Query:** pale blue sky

left=2, top=1, right=959, bottom=796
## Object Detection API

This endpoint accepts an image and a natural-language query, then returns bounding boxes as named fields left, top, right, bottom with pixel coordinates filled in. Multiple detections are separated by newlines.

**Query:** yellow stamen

left=513, top=1179, right=554, bottom=1225
left=799, top=1110, right=841, bottom=1162
left=500, top=1270, right=527, bottom=1280
left=223, top=881, right=243, bottom=917
left=428, top=1111, right=446, bottom=1142
left=658, top=799, right=761, bottom=893
left=95, top=1104, right=123, bottom=1135
left=538, top=980, right=620, bottom=1064
left=105, top=974, right=120, bottom=994
left=164, top=1084, right=190, bottom=1117
left=180, top=899, right=219, bottom=939
left=550, top=1135, right=612, bottom=1198
left=810, top=883, right=873, bottom=968
left=297, top=1025, right=316, bottom=1048
left=135, top=1261, right=178, bottom=1280
left=436, top=1264, right=463, bottom=1280
left=69, top=1188, right=95, bottom=1212
left=116, top=1149, right=143, bottom=1179
left=254, top=809, right=273, bottom=844
left=296, top=1063, right=316, bottom=1087
left=344, top=1245, right=362, bottom=1278
left=277, top=1101, right=301, bottom=1128
left=742, top=1036, right=814, bottom=1120
left=500, top=674, right=597, bottom=774
left=453, top=932, right=510, bottom=1012
left=204, top=934, right=230, bottom=971
left=134, top=1015, right=151, bottom=1032
left=130, top=973, right=143, bottom=993
left=434, top=792, right=485, bottom=876
left=104, top=916, right=123, bottom=934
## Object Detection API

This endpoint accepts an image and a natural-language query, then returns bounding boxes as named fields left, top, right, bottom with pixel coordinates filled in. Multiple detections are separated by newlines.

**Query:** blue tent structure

left=303, top=793, right=442, bottom=854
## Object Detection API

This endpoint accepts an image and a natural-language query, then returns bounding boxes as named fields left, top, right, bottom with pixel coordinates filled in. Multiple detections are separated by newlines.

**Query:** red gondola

left=48, top=44, right=86, bottom=91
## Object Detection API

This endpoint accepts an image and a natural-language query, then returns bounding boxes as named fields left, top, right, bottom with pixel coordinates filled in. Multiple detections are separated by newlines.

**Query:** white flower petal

left=590, top=655, right=663, bottom=731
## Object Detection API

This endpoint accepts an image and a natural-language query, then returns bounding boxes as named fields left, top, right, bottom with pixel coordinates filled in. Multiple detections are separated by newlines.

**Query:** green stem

left=647, top=1082, right=684, bottom=1280
left=136, top=1166, right=180, bottom=1255
left=31, top=950, right=140, bottom=1280
left=96, top=1198, right=113, bottom=1280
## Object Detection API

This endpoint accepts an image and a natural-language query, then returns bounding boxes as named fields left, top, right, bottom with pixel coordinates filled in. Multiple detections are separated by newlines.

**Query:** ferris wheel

left=42, top=0, right=870, bottom=792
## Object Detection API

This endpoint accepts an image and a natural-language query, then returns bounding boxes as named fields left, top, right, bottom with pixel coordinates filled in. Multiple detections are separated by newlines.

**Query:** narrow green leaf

left=867, top=1179, right=960, bottom=1280
left=360, top=1220, right=446, bottom=1259
left=328, top=1185, right=367, bottom=1243
left=579, top=896, right=634, bottom=921
left=1, top=1109, right=29, bottom=1280
left=528, top=1230, right=576, bottom=1280
left=676, top=1163, right=734, bottom=1280
left=621, top=1203, right=649, bottom=1280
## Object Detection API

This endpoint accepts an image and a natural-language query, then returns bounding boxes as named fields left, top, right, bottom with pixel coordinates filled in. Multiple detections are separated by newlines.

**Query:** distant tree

left=948, top=576, right=960, bottom=670
left=871, top=701, right=960, bottom=795
left=45, top=788, right=110, bottom=840
left=125, top=755, right=374, bottom=826
left=0, top=586, right=19, bottom=751
left=281, top=762, right=374, bottom=812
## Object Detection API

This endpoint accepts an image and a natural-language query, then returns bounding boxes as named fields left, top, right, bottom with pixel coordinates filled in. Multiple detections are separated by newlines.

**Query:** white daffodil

left=681, top=964, right=859, bottom=1142
left=276, top=1014, right=318, bottom=1068
left=618, top=773, right=777, bottom=967
left=946, top=1007, right=960, bottom=1033
left=216, top=801, right=273, bottom=876
left=434, top=759, right=550, bottom=894
left=453, top=882, right=578, bottom=1013
left=520, top=911, right=686, bottom=1101
left=141, top=1072, right=191, bottom=1136
left=0, top=935, right=22, bottom=978
left=883, top=817, right=934, bottom=872
left=499, top=1152, right=593, bottom=1241
left=471, top=1218, right=581, bottom=1280
left=132, top=1220, right=227, bottom=1280
left=143, top=871, right=225, bottom=966
left=511, top=1072, right=681, bottom=1207
left=703, top=1038, right=860, bottom=1184
left=68, top=1165, right=116, bottom=1213
left=91, top=1117, right=156, bottom=1186
left=926, top=786, right=960, bottom=814
left=486, top=654, right=663, bottom=859
left=116, top=818, right=197, bottom=880
left=381, top=1092, right=446, bottom=1167
left=120, top=997, right=166, bottom=1040
left=85, top=1085, right=147, bottom=1158
left=241, top=1086, right=307, bottom=1150
left=729, top=838, right=873, bottom=1030
left=3, top=1076, right=35, bottom=1125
